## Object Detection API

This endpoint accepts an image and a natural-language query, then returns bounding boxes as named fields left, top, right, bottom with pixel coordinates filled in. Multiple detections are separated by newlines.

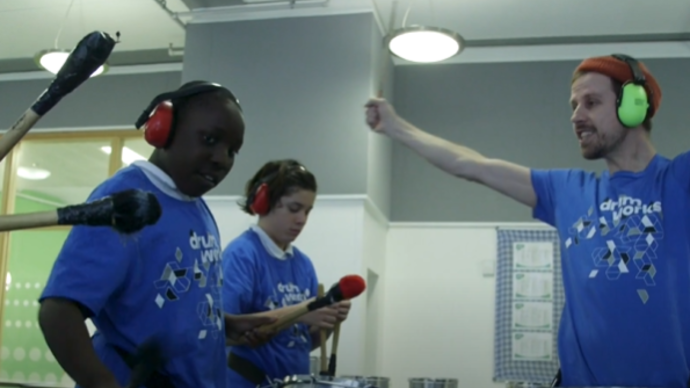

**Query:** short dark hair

left=240, top=159, right=317, bottom=215
left=170, top=80, right=241, bottom=135
left=571, top=71, right=652, bottom=132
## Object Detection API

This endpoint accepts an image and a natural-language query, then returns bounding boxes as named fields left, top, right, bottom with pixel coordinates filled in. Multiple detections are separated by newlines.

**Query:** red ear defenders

left=134, top=82, right=242, bottom=149
left=250, top=182, right=270, bottom=215
left=247, top=172, right=278, bottom=216
left=246, top=163, right=309, bottom=215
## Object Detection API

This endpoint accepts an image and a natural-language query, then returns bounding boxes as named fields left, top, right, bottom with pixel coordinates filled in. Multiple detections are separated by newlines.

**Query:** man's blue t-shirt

left=39, top=162, right=226, bottom=388
left=222, top=228, right=318, bottom=388
left=531, top=151, right=690, bottom=388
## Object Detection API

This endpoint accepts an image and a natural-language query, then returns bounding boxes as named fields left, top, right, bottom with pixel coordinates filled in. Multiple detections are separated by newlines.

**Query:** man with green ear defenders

left=609, top=53, right=656, bottom=128
left=365, top=54, right=690, bottom=388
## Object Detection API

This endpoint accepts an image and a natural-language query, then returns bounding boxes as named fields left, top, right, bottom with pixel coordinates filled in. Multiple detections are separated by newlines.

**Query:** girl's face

left=261, top=188, right=316, bottom=248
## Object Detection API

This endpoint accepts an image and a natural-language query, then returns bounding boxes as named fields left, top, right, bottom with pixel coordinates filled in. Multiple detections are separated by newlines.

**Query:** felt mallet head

left=57, top=189, right=162, bottom=234
left=337, top=275, right=367, bottom=299
left=32, top=31, right=118, bottom=116
left=0, top=31, right=118, bottom=166
left=311, top=275, right=367, bottom=310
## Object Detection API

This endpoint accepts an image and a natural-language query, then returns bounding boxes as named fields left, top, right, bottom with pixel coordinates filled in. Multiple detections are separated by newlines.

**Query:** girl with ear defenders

left=36, top=81, right=273, bottom=388
left=221, top=159, right=351, bottom=388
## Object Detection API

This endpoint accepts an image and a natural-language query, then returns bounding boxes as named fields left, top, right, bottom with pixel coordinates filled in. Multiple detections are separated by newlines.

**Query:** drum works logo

left=599, top=196, right=662, bottom=222
left=264, top=283, right=312, bottom=348
left=263, top=283, right=312, bottom=310
left=153, top=229, right=223, bottom=341
left=565, top=195, right=664, bottom=305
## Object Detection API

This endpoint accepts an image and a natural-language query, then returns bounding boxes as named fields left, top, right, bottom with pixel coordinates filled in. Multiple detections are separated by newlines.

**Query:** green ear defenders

left=611, top=53, right=651, bottom=128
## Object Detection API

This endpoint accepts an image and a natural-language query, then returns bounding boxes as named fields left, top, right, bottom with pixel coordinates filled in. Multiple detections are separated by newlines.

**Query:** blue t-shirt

left=222, top=228, right=318, bottom=388
left=531, top=151, right=690, bottom=387
left=39, top=163, right=226, bottom=388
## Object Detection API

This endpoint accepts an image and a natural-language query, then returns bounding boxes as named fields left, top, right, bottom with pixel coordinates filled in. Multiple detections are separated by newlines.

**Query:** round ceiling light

left=34, top=49, right=107, bottom=77
left=388, top=26, right=464, bottom=63
left=17, top=166, right=51, bottom=180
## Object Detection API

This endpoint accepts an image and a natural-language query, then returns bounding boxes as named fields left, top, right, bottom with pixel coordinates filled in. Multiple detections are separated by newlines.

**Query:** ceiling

left=1, top=0, right=690, bottom=74
left=179, top=0, right=690, bottom=46
left=0, top=0, right=189, bottom=73
left=371, top=0, right=690, bottom=43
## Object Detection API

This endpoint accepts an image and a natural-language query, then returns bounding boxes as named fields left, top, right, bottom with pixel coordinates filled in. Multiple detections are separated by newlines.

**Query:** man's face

left=570, top=72, right=628, bottom=160
left=165, top=97, right=245, bottom=197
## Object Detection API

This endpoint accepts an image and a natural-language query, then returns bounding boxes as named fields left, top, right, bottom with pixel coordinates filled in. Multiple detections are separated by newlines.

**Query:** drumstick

left=318, top=283, right=328, bottom=375
left=327, top=306, right=344, bottom=376
left=0, top=189, right=162, bottom=234
left=236, top=275, right=366, bottom=345
left=0, top=30, right=117, bottom=163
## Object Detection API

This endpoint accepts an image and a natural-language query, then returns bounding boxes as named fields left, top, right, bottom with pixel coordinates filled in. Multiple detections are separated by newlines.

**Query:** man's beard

left=580, top=126, right=626, bottom=160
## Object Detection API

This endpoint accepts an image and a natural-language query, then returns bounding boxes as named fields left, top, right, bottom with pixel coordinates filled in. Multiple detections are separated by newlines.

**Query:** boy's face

left=165, top=96, right=245, bottom=197
left=263, top=188, right=316, bottom=246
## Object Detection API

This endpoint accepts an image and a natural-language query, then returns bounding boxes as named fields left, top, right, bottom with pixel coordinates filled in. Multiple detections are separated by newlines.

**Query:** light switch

left=481, top=259, right=495, bottom=277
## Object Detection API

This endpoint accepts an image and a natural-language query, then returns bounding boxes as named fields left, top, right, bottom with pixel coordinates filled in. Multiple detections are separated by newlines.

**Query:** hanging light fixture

left=17, top=165, right=51, bottom=180
left=34, top=49, right=108, bottom=77
left=33, top=0, right=108, bottom=77
left=388, top=25, right=464, bottom=63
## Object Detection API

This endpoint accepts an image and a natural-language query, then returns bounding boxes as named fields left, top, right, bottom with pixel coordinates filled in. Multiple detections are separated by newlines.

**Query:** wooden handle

left=259, top=304, right=310, bottom=335
left=229, top=304, right=312, bottom=346
left=318, top=284, right=328, bottom=373
left=0, top=109, right=41, bottom=163
left=231, top=295, right=318, bottom=346
left=0, top=210, right=59, bottom=232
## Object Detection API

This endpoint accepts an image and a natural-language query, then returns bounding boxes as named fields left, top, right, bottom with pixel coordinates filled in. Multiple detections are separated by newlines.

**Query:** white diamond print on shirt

left=567, top=196, right=664, bottom=303
left=151, top=229, right=224, bottom=339
left=196, top=292, right=223, bottom=340
left=154, top=261, right=191, bottom=301
left=193, top=259, right=207, bottom=288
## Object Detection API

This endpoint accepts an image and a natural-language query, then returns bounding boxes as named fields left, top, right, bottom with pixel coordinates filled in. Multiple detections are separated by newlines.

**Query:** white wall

left=361, top=200, right=388, bottom=376
left=364, top=13, right=394, bottom=220
left=382, top=224, right=507, bottom=388
left=206, top=195, right=547, bottom=388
